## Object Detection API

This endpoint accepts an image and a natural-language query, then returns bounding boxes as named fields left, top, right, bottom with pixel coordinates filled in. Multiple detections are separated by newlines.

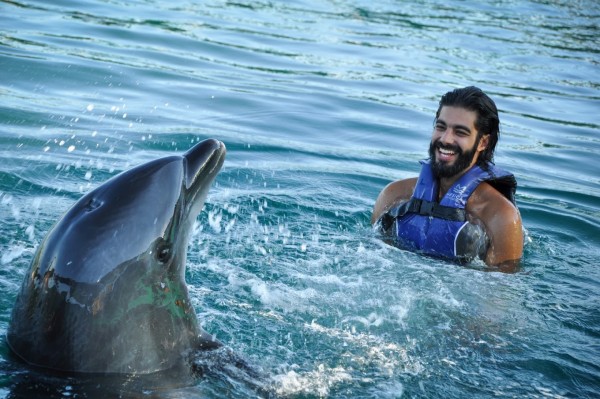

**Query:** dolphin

left=7, top=138, right=226, bottom=375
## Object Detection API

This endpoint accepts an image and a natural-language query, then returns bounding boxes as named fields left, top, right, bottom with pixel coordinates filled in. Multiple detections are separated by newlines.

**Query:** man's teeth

left=439, top=148, right=455, bottom=155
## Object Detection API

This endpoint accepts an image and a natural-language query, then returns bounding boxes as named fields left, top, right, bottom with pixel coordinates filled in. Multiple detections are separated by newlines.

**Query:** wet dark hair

left=435, top=86, right=500, bottom=165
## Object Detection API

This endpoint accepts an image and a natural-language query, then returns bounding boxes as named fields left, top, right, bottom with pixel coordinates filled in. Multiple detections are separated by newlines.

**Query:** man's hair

left=435, top=86, right=500, bottom=165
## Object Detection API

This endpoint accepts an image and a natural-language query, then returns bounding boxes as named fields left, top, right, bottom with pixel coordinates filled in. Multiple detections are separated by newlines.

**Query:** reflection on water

left=1, top=0, right=599, bottom=397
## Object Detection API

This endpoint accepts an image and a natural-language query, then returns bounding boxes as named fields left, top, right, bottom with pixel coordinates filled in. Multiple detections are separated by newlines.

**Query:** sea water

left=1, top=0, right=599, bottom=397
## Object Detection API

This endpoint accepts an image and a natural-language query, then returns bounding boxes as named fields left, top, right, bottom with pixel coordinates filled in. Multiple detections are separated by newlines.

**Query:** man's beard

left=428, top=137, right=480, bottom=179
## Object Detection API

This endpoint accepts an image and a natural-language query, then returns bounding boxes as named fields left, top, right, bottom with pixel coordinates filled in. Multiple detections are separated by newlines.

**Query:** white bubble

left=1, top=245, right=27, bottom=265
left=25, top=225, right=35, bottom=241
left=86, top=104, right=94, bottom=112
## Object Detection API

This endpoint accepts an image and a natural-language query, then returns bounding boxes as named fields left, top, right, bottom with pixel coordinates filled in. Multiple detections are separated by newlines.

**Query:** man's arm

left=471, top=184, right=523, bottom=271
left=371, top=178, right=417, bottom=225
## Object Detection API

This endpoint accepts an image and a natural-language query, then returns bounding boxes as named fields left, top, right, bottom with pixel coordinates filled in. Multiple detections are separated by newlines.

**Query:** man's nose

left=439, top=128, right=454, bottom=143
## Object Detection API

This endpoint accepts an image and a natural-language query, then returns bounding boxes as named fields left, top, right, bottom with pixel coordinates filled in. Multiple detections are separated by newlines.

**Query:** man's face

left=428, top=106, right=488, bottom=179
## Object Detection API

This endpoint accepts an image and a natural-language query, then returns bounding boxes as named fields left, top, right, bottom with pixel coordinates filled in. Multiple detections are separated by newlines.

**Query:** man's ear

left=478, top=134, right=490, bottom=152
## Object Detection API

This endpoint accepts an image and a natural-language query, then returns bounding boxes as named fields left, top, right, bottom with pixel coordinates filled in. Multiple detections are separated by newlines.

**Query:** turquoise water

left=1, top=0, right=599, bottom=397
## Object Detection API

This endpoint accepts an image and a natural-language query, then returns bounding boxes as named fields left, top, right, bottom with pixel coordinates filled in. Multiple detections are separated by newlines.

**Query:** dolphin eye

left=85, top=198, right=102, bottom=212
left=156, top=242, right=172, bottom=263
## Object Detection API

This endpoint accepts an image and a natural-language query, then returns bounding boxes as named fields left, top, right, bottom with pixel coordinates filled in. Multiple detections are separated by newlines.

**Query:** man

left=371, top=86, right=523, bottom=272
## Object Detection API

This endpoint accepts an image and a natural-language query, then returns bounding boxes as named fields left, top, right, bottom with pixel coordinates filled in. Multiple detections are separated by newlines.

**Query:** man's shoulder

left=371, top=177, right=418, bottom=224
left=468, top=181, right=519, bottom=218
left=384, top=177, right=418, bottom=197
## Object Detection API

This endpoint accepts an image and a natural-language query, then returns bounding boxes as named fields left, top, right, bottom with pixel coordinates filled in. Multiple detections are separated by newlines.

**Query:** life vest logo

left=446, top=184, right=468, bottom=205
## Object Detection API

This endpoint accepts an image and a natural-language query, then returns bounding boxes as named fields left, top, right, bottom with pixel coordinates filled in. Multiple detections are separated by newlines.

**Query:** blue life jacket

left=380, top=160, right=517, bottom=262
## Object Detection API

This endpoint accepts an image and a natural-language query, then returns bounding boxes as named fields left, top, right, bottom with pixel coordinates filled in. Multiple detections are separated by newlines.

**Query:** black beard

left=428, top=138, right=479, bottom=179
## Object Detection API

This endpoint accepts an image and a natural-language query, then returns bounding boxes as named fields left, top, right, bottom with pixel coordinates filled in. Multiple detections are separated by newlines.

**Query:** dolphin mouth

left=183, top=139, right=226, bottom=191
left=182, top=139, right=226, bottom=222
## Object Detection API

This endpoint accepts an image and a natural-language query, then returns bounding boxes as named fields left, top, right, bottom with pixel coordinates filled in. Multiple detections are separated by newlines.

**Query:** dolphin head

left=7, top=139, right=226, bottom=374
left=43, top=138, right=226, bottom=284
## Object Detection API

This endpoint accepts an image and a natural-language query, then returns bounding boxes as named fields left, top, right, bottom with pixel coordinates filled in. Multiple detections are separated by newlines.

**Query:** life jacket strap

left=378, top=197, right=468, bottom=233
left=391, top=198, right=467, bottom=222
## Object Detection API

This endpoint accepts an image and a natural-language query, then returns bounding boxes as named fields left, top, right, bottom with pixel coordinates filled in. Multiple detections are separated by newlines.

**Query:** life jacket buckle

left=418, top=200, right=435, bottom=216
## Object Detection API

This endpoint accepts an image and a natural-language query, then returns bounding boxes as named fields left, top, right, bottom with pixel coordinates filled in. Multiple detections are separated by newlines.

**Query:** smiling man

left=371, top=86, right=523, bottom=272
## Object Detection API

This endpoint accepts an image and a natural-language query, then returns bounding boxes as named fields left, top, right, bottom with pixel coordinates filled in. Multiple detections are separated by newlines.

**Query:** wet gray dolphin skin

left=7, top=138, right=226, bottom=374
